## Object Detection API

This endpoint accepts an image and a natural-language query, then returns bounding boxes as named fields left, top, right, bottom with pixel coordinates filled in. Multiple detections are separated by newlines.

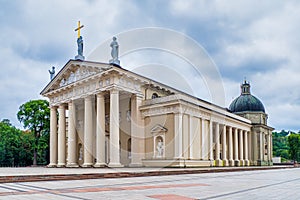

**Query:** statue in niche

left=79, top=144, right=83, bottom=161
left=109, top=37, right=120, bottom=65
left=48, top=66, right=55, bottom=80
left=156, top=138, right=164, bottom=157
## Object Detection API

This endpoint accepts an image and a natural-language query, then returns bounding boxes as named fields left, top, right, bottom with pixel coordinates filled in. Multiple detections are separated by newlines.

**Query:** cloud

left=0, top=0, right=300, bottom=131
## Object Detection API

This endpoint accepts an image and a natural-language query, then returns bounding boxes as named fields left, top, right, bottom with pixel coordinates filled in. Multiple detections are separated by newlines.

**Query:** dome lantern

left=241, top=80, right=250, bottom=95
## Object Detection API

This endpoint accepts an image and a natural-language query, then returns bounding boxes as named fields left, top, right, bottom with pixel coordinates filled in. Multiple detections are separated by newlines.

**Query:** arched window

left=152, top=93, right=159, bottom=99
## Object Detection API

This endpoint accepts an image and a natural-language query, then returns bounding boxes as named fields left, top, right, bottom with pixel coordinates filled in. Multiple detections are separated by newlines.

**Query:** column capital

left=96, top=92, right=105, bottom=97
left=131, top=93, right=144, bottom=99
left=108, top=87, right=120, bottom=93
left=67, top=100, right=74, bottom=105
left=50, top=105, right=58, bottom=109
left=84, top=95, right=93, bottom=100
left=58, top=104, right=67, bottom=109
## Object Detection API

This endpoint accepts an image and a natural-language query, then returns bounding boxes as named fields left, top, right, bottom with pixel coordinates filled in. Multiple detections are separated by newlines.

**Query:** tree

left=0, top=119, right=34, bottom=166
left=17, top=100, right=50, bottom=166
left=287, top=133, right=300, bottom=163
left=272, top=131, right=289, bottom=161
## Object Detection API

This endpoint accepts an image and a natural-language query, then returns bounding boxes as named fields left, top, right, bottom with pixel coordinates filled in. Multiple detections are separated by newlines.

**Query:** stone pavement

left=0, top=167, right=299, bottom=199
left=0, top=165, right=293, bottom=183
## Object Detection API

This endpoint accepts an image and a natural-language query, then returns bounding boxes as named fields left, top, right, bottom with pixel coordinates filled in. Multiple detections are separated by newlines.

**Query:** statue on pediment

left=48, top=66, right=55, bottom=80
left=109, top=37, right=120, bottom=65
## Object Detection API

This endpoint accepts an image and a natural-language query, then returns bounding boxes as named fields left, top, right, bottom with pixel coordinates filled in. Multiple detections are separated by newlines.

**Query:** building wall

left=144, top=113, right=174, bottom=159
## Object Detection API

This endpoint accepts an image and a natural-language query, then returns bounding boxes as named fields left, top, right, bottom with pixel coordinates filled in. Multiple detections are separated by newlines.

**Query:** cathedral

left=41, top=34, right=273, bottom=168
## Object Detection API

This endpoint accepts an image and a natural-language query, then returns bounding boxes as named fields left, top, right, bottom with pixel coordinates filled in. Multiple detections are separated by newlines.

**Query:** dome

left=229, top=81, right=265, bottom=113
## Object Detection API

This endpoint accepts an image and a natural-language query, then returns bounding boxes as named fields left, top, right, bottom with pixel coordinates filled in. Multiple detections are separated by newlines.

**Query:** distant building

left=272, top=157, right=281, bottom=164
left=41, top=61, right=273, bottom=168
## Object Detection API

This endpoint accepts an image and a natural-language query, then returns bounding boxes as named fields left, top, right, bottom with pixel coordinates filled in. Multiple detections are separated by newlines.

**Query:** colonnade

left=173, top=114, right=272, bottom=166
left=48, top=89, right=142, bottom=168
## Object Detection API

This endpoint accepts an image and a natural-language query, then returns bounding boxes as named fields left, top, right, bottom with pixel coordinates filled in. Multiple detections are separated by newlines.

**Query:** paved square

left=0, top=168, right=299, bottom=199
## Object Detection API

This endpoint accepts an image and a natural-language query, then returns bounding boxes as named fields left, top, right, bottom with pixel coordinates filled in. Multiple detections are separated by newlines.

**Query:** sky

left=1, top=0, right=300, bottom=131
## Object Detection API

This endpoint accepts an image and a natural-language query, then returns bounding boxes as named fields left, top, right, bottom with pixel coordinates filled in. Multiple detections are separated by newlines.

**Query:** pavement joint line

left=0, top=183, right=207, bottom=197
left=0, top=184, right=28, bottom=192
left=148, top=194, right=196, bottom=200
left=0, top=166, right=294, bottom=184
left=199, top=177, right=300, bottom=200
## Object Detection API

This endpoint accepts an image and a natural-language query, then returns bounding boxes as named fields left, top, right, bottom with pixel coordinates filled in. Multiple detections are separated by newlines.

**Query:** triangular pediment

left=151, top=124, right=168, bottom=133
left=41, top=60, right=112, bottom=95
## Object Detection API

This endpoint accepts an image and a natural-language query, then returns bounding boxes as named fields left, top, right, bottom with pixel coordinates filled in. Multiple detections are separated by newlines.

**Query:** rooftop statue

left=48, top=66, right=55, bottom=80
left=74, top=21, right=85, bottom=61
left=109, top=37, right=120, bottom=65
left=77, top=36, right=83, bottom=56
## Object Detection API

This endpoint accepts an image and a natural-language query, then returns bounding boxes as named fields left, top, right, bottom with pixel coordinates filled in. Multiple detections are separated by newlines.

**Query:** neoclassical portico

left=42, top=60, right=273, bottom=168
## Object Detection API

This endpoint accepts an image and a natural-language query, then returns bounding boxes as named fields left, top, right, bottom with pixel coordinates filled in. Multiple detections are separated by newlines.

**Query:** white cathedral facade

left=41, top=37, right=273, bottom=168
left=41, top=60, right=274, bottom=168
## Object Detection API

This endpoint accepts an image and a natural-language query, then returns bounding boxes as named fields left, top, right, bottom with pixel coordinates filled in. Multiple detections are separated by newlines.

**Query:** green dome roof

left=229, top=81, right=265, bottom=113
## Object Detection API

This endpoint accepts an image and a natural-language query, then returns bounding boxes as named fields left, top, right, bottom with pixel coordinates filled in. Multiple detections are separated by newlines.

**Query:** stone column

left=83, top=96, right=93, bottom=167
left=94, top=93, right=106, bottom=167
left=130, top=94, right=145, bottom=167
left=108, top=89, right=123, bottom=167
left=253, top=132, right=258, bottom=165
left=267, top=133, right=271, bottom=164
left=239, top=129, right=244, bottom=166
left=260, top=132, right=264, bottom=162
left=266, top=131, right=271, bottom=164
left=244, top=131, right=249, bottom=166
left=269, top=132, right=273, bottom=162
left=48, top=106, right=58, bottom=167
left=234, top=128, right=239, bottom=166
left=201, top=119, right=206, bottom=160
left=67, top=101, right=78, bottom=167
left=57, top=105, right=66, bottom=167
left=215, top=122, right=221, bottom=166
left=189, top=116, right=194, bottom=159
left=228, top=127, right=234, bottom=166
left=222, top=125, right=228, bottom=166
left=174, top=113, right=183, bottom=159
left=209, top=120, right=214, bottom=162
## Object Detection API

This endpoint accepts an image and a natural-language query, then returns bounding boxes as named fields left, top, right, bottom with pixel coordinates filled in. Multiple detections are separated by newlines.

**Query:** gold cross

left=74, top=21, right=84, bottom=38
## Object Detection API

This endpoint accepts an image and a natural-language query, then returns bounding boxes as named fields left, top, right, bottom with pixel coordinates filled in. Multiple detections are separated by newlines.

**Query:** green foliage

left=273, top=130, right=300, bottom=163
left=17, top=100, right=50, bottom=136
left=17, top=99, right=50, bottom=166
left=0, top=119, right=34, bottom=166
left=272, top=130, right=289, bottom=160
left=287, top=133, right=300, bottom=162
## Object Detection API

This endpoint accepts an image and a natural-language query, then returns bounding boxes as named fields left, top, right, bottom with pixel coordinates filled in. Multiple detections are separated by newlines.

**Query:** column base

left=93, top=163, right=107, bottom=168
left=66, top=163, right=79, bottom=168
left=108, top=163, right=124, bottom=168
left=234, top=160, right=240, bottom=166
left=174, top=156, right=184, bottom=159
left=240, top=160, right=245, bottom=166
left=47, top=163, right=57, bottom=168
left=82, top=163, right=94, bottom=168
left=222, top=159, right=229, bottom=166
left=215, top=159, right=223, bottom=167
left=129, top=163, right=143, bottom=167
left=244, top=159, right=250, bottom=166
left=57, top=163, right=66, bottom=168
left=228, top=159, right=234, bottom=166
